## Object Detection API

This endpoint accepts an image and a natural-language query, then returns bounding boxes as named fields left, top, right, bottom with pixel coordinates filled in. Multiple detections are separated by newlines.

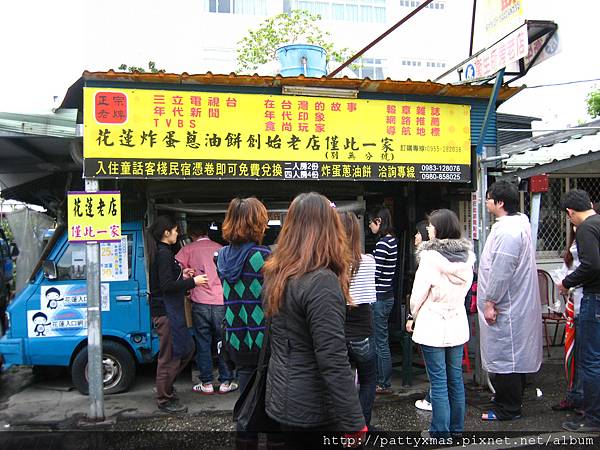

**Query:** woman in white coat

left=408, top=209, right=475, bottom=438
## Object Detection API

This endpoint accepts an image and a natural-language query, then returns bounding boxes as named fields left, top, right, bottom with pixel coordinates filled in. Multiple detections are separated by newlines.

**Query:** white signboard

left=40, top=283, right=110, bottom=313
left=28, top=308, right=87, bottom=338
left=475, top=0, right=526, bottom=49
left=463, top=24, right=528, bottom=80
left=458, top=200, right=473, bottom=239
left=471, top=192, right=479, bottom=241
left=524, top=30, right=561, bottom=68
left=100, top=237, right=128, bottom=282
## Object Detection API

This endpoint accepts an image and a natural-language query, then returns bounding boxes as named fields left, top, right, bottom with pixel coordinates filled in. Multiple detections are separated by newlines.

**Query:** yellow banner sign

left=67, top=191, right=121, bottom=242
left=83, top=87, right=471, bottom=182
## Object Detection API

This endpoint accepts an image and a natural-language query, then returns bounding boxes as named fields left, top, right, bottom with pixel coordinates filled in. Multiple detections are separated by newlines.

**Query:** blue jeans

left=236, top=365, right=256, bottom=395
left=566, top=316, right=583, bottom=408
left=347, top=336, right=376, bottom=426
left=373, top=296, right=394, bottom=388
left=191, top=303, right=233, bottom=384
left=421, top=344, right=465, bottom=437
left=578, top=293, right=600, bottom=426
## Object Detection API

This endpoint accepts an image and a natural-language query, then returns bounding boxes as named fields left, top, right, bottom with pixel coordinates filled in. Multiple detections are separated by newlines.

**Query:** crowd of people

left=144, top=181, right=600, bottom=441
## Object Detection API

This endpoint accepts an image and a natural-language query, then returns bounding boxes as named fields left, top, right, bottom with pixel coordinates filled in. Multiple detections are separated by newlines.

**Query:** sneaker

left=158, top=400, right=188, bottom=414
left=218, top=380, right=239, bottom=394
left=562, top=419, right=600, bottom=433
left=552, top=399, right=577, bottom=411
left=192, top=382, right=214, bottom=395
left=415, top=398, right=433, bottom=411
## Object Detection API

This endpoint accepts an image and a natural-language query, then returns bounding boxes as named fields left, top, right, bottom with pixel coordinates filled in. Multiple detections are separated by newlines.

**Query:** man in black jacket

left=558, top=189, right=600, bottom=433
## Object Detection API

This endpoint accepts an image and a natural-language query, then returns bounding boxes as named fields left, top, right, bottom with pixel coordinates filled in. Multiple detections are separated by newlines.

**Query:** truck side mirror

left=10, top=243, right=19, bottom=258
left=42, top=260, right=57, bottom=280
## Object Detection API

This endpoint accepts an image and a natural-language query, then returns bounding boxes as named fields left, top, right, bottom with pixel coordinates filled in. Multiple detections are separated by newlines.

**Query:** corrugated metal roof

left=0, top=110, right=78, bottom=138
left=503, top=119, right=600, bottom=172
left=59, top=71, right=522, bottom=109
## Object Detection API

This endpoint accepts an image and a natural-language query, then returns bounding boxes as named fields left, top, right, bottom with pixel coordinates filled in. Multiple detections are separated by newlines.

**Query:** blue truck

left=0, top=221, right=158, bottom=394
left=0, top=226, right=18, bottom=334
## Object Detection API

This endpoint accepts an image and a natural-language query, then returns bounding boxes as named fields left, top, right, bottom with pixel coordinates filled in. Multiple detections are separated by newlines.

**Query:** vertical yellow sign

left=67, top=191, right=122, bottom=242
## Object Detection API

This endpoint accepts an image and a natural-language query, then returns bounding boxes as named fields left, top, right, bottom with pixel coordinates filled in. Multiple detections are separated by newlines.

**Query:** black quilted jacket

left=265, top=269, right=365, bottom=431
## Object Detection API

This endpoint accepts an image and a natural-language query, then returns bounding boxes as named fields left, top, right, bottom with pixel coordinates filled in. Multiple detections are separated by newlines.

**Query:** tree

left=236, top=10, right=354, bottom=73
left=117, top=61, right=165, bottom=73
left=586, top=88, right=600, bottom=118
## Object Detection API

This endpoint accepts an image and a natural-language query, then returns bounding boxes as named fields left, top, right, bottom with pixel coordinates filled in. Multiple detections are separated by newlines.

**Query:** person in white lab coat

left=477, top=180, right=543, bottom=421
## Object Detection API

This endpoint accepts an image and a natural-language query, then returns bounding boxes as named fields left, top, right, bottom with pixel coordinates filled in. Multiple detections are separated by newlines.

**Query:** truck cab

left=0, top=221, right=157, bottom=394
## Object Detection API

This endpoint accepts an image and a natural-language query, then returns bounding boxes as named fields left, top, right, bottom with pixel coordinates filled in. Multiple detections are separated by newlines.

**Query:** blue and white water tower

left=275, top=44, right=328, bottom=77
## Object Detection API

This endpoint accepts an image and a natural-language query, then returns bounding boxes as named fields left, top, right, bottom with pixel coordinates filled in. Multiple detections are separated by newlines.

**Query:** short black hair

left=368, top=206, right=395, bottom=236
left=487, top=180, right=519, bottom=214
left=429, top=209, right=462, bottom=240
left=188, top=221, right=209, bottom=237
left=32, top=312, right=48, bottom=321
left=45, top=287, right=60, bottom=297
left=561, top=189, right=592, bottom=212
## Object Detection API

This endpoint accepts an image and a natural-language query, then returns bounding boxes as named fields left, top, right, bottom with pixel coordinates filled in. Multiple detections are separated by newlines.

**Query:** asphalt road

left=0, top=353, right=598, bottom=449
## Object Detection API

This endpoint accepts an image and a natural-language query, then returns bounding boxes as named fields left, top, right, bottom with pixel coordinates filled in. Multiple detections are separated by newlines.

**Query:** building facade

left=197, top=0, right=465, bottom=78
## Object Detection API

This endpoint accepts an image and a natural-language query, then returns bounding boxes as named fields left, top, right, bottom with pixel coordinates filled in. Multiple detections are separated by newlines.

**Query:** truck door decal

left=28, top=308, right=87, bottom=338
left=40, top=283, right=110, bottom=312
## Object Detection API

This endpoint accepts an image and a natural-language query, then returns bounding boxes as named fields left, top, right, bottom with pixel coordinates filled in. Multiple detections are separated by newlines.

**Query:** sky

left=0, top=0, right=598, bottom=129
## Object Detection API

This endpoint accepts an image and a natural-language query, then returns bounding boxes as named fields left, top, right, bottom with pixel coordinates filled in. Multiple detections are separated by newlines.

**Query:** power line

left=523, top=78, right=600, bottom=89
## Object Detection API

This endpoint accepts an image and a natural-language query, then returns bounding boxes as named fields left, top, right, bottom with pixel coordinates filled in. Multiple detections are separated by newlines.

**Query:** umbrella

left=564, top=295, right=575, bottom=390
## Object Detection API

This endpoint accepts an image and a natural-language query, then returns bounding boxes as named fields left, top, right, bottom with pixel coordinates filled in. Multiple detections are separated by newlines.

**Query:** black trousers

left=491, top=373, right=526, bottom=420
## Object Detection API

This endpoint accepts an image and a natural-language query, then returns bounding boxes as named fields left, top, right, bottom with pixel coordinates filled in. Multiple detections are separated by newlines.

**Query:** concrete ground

left=0, top=345, right=598, bottom=449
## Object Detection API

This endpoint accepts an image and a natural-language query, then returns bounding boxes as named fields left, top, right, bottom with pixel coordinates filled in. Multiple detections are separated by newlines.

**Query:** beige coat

left=410, top=239, right=475, bottom=348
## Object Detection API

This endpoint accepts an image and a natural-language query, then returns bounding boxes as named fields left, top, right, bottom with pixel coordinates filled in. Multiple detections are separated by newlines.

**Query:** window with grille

left=571, top=178, right=600, bottom=205
left=284, top=0, right=386, bottom=23
left=505, top=176, right=600, bottom=260
left=534, top=179, right=567, bottom=259
left=519, top=177, right=600, bottom=260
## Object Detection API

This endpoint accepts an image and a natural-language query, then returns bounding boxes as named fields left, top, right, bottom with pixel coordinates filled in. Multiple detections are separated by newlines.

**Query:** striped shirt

left=349, top=254, right=377, bottom=305
left=373, top=235, right=398, bottom=299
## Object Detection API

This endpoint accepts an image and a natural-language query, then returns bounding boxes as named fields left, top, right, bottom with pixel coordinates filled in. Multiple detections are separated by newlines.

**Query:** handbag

left=233, top=317, right=280, bottom=432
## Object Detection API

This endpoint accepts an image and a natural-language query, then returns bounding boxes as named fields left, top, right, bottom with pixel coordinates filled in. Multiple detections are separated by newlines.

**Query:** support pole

left=475, top=69, right=505, bottom=158
left=530, top=192, right=542, bottom=250
left=472, top=68, right=505, bottom=387
left=85, top=178, right=104, bottom=421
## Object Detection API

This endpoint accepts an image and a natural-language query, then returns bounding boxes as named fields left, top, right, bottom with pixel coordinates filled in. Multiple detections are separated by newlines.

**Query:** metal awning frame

left=435, top=20, right=559, bottom=86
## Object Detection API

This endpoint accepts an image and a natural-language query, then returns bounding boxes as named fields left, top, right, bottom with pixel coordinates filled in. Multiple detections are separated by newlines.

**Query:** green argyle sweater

left=220, top=245, right=271, bottom=367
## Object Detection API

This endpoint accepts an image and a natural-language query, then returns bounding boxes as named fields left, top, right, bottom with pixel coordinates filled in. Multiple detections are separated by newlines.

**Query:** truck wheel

left=71, top=341, right=136, bottom=395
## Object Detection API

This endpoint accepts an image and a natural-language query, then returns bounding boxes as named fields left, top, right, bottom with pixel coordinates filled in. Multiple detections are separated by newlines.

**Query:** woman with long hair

left=408, top=209, right=475, bottom=438
left=264, top=193, right=366, bottom=445
left=339, top=211, right=377, bottom=429
left=216, top=197, right=271, bottom=395
left=147, top=215, right=207, bottom=414
left=368, top=206, right=398, bottom=395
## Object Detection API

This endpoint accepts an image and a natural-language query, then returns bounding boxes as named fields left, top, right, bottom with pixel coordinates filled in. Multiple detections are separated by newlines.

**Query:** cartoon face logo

left=45, top=287, right=63, bottom=310
left=32, top=312, right=50, bottom=336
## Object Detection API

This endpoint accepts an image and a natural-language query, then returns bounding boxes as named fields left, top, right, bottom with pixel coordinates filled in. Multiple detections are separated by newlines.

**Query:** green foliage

left=586, top=88, right=600, bottom=118
left=117, top=61, right=165, bottom=74
left=236, top=10, right=354, bottom=72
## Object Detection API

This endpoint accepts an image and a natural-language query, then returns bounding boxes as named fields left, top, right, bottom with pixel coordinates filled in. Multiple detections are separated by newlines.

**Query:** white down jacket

left=410, top=238, right=475, bottom=348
